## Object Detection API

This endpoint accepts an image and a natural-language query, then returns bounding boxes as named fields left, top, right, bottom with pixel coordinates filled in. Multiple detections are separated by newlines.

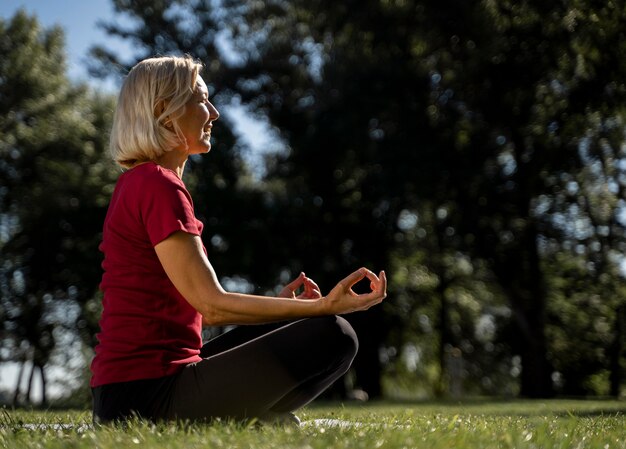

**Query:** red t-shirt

left=90, top=162, right=204, bottom=387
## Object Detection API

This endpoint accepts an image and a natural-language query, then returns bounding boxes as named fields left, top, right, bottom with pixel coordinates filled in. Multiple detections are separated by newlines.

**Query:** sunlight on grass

left=1, top=400, right=624, bottom=449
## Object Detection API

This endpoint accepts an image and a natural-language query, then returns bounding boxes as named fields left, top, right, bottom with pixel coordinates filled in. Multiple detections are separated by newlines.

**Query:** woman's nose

left=209, top=102, right=220, bottom=121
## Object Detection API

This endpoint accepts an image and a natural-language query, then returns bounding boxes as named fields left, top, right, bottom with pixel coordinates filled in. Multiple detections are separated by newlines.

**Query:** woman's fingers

left=285, top=268, right=386, bottom=311
left=344, top=267, right=382, bottom=292
left=303, top=277, right=322, bottom=298
left=370, top=270, right=385, bottom=294
left=323, top=267, right=387, bottom=314
left=281, top=272, right=322, bottom=299
left=380, top=270, right=387, bottom=294
left=278, top=272, right=306, bottom=298
left=288, top=272, right=306, bottom=290
left=338, top=267, right=368, bottom=291
left=362, top=269, right=380, bottom=289
left=339, top=267, right=385, bottom=297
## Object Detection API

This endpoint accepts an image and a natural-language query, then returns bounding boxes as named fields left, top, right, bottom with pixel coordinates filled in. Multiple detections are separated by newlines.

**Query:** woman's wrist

left=312, top=296, right=331, bottom=316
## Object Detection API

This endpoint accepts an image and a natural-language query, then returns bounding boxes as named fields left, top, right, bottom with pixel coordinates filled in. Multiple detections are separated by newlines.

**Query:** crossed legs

left=163, top=315, right=359, bottom=422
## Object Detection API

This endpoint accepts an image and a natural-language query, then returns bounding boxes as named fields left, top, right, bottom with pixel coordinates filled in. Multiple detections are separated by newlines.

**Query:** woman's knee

left=306, top=315, right=359, bottom=364
left=334, top=315, right=359, bottom=355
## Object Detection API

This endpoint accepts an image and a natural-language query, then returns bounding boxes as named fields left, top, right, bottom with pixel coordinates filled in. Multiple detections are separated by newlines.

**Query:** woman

left=90, top=55, right=387, bottom=425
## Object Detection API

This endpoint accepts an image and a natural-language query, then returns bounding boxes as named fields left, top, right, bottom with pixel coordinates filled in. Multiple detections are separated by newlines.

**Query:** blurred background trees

left=1, top=0, right=625, bottom=405
left=0, top=11, right=118, bottom=405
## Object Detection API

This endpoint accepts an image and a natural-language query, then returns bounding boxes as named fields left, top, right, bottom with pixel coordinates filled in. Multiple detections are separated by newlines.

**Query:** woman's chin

left=190, top=143, right=212, bottom=155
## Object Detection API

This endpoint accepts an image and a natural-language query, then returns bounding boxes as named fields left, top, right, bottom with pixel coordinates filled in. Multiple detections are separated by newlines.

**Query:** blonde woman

left=90, top=55, right=387, bottom=425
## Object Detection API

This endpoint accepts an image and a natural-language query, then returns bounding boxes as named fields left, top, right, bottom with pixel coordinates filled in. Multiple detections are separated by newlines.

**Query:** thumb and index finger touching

left=339, top=267, right=387, bottom=296
left=283, top=272, right=306, bottom=292
left=282, top=272, right=322, bottom=299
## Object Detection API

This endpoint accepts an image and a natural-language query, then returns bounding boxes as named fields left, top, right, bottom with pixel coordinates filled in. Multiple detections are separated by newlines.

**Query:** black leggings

left=92, top=315, right=358, bottom=423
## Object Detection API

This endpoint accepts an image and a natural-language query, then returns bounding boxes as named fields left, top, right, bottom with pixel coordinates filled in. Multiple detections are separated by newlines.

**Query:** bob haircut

left=109, top=55, right=204, bottom=169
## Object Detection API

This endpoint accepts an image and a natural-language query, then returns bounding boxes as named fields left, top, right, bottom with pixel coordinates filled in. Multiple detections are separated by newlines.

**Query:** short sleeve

left=139, top=169, right=202, bottom=246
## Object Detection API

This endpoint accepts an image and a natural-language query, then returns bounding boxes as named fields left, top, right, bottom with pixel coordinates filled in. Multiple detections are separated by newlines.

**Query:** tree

left=0, top=10, right=117, bottom=405
left=221, top=0, right=626, bottom=397
left=542, top=107, right=626, bottom=396
left=89, top=0, right=626, bottom=398
left=417, top=0, right=626, bottom=397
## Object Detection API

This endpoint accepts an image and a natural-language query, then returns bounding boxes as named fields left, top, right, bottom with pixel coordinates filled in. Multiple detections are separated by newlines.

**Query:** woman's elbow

left=199, top=294, right=231, bottom=326
left=201, top=308, right=229, bottom=326
left=191, top=286, right=230, bottom=326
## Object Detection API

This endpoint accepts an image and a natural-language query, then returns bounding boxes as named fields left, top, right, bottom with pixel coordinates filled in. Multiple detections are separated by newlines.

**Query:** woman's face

left=174, top=75, right=220, bottom=155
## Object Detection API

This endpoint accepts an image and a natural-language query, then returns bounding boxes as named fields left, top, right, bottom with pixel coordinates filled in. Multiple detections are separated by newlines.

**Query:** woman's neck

left=154, top=151, right=188, bottom=179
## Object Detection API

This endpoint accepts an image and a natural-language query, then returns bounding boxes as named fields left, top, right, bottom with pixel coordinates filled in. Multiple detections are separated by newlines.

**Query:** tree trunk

left=495, top=221, right=554, bottom=398
left=12, top=359, right=25, bottom=406
left=26, top=361, right=35, bottom=404
left=436, top=282, right=451, bottom=398
left=609, top=304, right=624, bottom=398
left=347, top=309, right=383, bottom=399
left=38, top=364, right=47, bottom=406
left=434, top=214, right=452, bottom=398
left=514, top=302, right=553, bottom=398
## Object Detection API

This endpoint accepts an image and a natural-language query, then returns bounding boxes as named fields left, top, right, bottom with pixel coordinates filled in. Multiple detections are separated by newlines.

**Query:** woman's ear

left=155, top=100, right=173, bottom=129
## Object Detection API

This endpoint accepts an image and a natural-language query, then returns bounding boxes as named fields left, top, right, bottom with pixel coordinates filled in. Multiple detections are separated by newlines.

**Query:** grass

left=1, top=399, right=625, bottom=449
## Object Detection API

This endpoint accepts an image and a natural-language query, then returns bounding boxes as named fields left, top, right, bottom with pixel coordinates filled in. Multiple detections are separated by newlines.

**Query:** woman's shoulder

left=113, top=162, right=190, bottom=208
left=122, top=162, right=185, bottom=189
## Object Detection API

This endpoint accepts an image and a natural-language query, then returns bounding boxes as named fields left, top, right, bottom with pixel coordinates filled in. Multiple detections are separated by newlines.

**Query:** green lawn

left=1, top=399, right=625, bottom=449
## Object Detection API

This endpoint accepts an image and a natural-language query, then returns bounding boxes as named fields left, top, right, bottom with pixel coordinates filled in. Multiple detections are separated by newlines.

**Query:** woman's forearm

left=156, top=232, right=386, bottom=327
left=201, top=291, right=326, bottom=326
left=202, top=265, right=386, bottom=326
left=155, top=232, right=330, bottom=326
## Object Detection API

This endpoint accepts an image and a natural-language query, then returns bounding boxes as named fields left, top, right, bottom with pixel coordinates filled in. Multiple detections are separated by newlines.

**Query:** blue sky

left=0, top=0, right=134, bottom=90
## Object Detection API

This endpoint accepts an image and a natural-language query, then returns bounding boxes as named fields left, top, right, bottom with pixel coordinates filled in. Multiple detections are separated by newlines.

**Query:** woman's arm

left=154, top=231, right=386, bottom=326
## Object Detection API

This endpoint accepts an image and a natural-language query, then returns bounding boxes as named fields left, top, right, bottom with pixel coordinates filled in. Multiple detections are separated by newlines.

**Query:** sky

left=0, top=0, right=134, bottom=90
left=0, top=0, right=280, bottom=402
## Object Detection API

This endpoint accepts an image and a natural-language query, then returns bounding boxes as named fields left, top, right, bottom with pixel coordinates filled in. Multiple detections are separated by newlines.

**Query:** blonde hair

left=109, top=55, right=204, bottom=168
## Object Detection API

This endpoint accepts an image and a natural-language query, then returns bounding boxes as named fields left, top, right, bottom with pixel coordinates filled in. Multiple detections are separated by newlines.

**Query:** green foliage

left=386, top=230, right=516, bottom=398
left=0, top=10, right=118, bottom=405
left=1, top=401, right=625, bottom=449
left=544, top=252, right=626, bottom=396
left=86, top=0, right=626, bottom=399
left=217, top=0, right=626, bottom=398
left=0, top=0, right=621, bottom=403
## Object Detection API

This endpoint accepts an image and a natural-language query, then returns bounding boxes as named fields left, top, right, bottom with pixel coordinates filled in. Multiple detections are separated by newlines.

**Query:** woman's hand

left=278, top=272, right=322, bottom=300
left=321, top=268, right=387, bottom=315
